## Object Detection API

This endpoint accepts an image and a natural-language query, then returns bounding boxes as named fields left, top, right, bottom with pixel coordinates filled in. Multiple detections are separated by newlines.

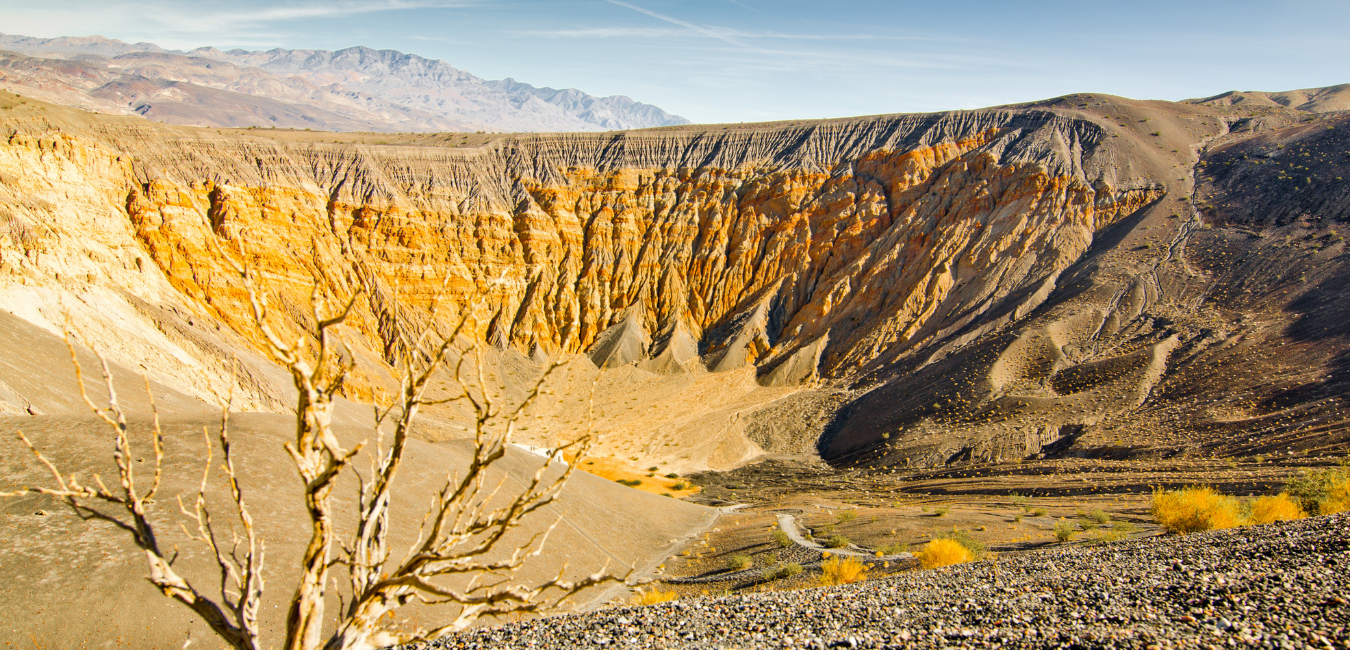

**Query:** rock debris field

left=413, top=514, right=1349, bottom=649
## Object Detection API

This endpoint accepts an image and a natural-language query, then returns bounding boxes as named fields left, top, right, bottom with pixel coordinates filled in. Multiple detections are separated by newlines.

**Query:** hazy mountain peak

left=0, top=32, right=688, bottom=132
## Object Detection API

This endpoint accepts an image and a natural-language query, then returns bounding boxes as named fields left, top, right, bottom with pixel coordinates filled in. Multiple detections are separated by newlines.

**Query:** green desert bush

left=616, top=478, right=642, bottom=487
left=1086, top=509, right=1111, bottom=525
left=837, top=510, right=858, bottom=524
left=1054, top=518, right=1077, bottom=542
left=1030, top=507, right=1048, bottom=517
left=726, top=554, right=753, bottom=571
left=1286, top=463, right=1350, bottom=515
left=771, top=529, right=791, bottom=548
left=762, top=563, right=803, bottom=581
left=876, top=541, right=908, bottom=555
left=824, top=535, right=851, bottom=549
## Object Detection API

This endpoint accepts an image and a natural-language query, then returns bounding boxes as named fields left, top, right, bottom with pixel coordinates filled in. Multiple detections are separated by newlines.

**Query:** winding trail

left=665, top=512, right=913, bottom=585
left=774, top=513, right=915, bottom=560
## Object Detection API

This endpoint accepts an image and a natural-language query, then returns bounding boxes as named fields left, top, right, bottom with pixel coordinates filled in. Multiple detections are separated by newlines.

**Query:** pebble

left=409, top=514, right=1350, bottom=649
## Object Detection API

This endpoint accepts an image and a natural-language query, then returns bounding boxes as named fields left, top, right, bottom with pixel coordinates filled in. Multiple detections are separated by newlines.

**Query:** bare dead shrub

left=2, top=244, right=624, bottom=650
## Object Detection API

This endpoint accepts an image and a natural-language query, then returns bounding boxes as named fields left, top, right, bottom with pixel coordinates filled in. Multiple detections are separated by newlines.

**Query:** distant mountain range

left=0, top=33, right=689, bottom=132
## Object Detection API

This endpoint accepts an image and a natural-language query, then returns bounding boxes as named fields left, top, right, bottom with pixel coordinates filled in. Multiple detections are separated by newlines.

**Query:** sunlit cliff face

left=36, top=93, right=1347, bottom=472
left=116, top=121, right=1152, bottom=393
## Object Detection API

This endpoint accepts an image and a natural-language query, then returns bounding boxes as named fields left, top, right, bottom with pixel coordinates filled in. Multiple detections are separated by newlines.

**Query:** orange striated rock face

left=11, top=93, right=1246, bottom=470
left=112, top=122, right=1156, bottom=394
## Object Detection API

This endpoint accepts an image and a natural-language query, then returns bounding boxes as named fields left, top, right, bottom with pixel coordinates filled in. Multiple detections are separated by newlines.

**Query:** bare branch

left=8, top=244, right=626, bottom=650
left=3, top=328, right=265, bottom=650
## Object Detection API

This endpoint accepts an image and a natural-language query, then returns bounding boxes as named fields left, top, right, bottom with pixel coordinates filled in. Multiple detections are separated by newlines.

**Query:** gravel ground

left=413, top=514, right=1350, bottom=649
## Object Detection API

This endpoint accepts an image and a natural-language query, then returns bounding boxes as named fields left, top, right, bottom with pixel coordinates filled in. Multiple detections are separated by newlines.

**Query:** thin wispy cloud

left=523, top=26, right=963, bottom=43
left=164, top=0, right=475, bottom=32
left=1, top=0, right=476, bottom=47
left=603, top=0, right=757, bottom=50
left=519, top=26, right=689, bottom=39
left=0, top=0, right=1343, bottom=123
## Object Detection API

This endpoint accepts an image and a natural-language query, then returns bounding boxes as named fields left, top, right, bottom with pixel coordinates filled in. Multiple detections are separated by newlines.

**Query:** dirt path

left=774, top=513, right=914, bottom=560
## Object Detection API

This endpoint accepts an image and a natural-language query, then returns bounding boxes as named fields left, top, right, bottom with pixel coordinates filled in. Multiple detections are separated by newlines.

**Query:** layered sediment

left=2, top=89, right=1347, bottom=470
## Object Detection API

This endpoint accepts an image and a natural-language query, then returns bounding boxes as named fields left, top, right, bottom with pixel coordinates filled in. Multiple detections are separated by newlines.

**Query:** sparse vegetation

left=771, top=529, right=791, bottom=548
left=915, top=538, right=973, bottom=569
left=1030, top=507, right=1047, bottom=517
left=1286, top=462, right=1350, bottom=515
left=824, top=535, right=851, bottom=548
left=762, top=563, right=802, bottom=581
left=671, top=480, right=690, bottom=491
left=726, top=554, right=753, bottom=571
left=633, top=587, right=677, bottom=606
left=836, top=510, right=858, bottom=524
left=665, top=473, right=679, bottom=479
left=1081, top=508, right=1109, bottom=528
left=1250, top=493, right=1306, bottom=524
left=934, top=529, right=985, bottom=558
left=1090, top=529, right=1126, bottom=543
left=876, top=541, right=908, bottom=555
left=1152, top=486, right=1246, bottom=534
left=933, top=506, right=950, bottom=517
left=818, top=556, right=869, bottom=585
left=1054, top=518, right=1077, bottom=542
left=617, top=478, right=643, bottom=487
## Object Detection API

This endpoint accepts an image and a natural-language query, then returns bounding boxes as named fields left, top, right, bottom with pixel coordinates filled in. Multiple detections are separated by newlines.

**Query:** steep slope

left=0, top=87, right=1347, bottom=475
left=0, top=33, right=689, bottom=132
left=1187, top=84, right=1350, bottom=113
left=823, top=100, right=1350, bottom=468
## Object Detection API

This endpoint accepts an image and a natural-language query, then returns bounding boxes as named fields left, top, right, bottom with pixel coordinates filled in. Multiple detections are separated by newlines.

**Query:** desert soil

left=412, top=513, right=1350, bottom=649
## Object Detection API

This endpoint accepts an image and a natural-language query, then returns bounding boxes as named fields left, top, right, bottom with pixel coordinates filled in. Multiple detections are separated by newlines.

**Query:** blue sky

left=2, top=0, right=1347, bottom=123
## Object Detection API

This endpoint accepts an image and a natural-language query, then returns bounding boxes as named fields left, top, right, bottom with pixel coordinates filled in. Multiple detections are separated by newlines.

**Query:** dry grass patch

left=633, top=587, right=677, bottom=605
left=1152, top=487, right=1246, bottom=534
left=583, top=457, right=700, bottom=497
left=818, top=556, right=869, bottom=585
left=1250, top=493, right=1306, bottom=524
left=915, top=538, right=973, bottom=569
left=726, top=554, right=753, bottom=571
left=1321, top=474, right=1350, bottom=515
